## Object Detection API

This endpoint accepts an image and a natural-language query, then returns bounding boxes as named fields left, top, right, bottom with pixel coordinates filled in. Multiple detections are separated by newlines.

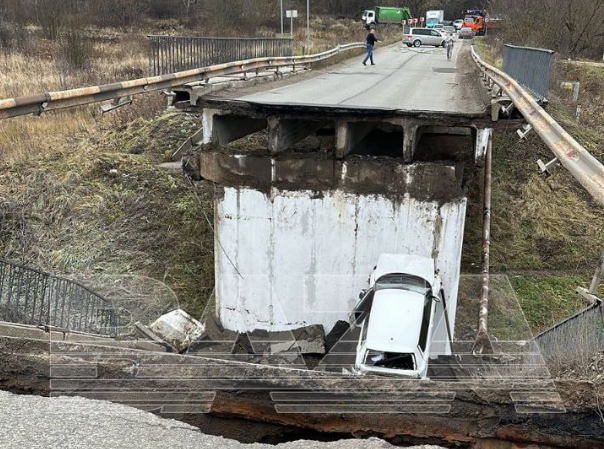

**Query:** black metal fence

left=148, top=36, right=294, bottom=76
left=503, top=44, right=555, bottom=102
left=0, top=259, right=118, bottom=335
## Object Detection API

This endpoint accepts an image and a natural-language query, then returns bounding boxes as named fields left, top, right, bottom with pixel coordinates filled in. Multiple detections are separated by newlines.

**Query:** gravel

left=0, top=390, right=445, bottom=449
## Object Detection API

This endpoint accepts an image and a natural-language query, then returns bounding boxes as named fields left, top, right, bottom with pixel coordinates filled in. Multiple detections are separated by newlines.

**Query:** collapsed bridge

left=180, top=44, right=496, bottom=351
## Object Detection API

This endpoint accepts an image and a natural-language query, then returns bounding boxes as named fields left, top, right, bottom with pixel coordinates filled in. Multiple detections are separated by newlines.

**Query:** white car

left=403, top=28, right=446, bottom=48
left=352, top=254, right=443, bottom=379
left=453, top=19, right=464, bottom=30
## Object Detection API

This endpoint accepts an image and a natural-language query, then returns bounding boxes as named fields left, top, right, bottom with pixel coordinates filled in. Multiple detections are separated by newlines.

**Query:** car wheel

left=441, top=41, right=446, bottom=47
left=413, top=40, right=421, bottom=47
left=406, top=43, right=412, bottom=47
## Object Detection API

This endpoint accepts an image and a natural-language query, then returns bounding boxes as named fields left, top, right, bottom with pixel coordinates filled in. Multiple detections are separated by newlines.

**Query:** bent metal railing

left=148, top=36, right=294, bottom=76
left=0, top=259, right=118, bottom=335
left=472, top=46, right=604, bottom=207
left=0, top=43, right=364, bottom=120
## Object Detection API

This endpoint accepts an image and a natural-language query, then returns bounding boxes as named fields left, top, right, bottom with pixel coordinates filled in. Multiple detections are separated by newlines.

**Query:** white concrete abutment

left=189, top=104, right=495, bottom=357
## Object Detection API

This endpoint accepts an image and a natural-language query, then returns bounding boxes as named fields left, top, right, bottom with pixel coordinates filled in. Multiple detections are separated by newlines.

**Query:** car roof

left=372, top=254, right=435, bottom=285
left=364, top=289, right=424, bottom=353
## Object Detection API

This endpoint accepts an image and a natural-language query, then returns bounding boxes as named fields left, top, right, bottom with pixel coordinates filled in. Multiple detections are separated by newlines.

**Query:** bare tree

left=181, top=0, right=198, bottom=15
left=491, top=0, right=604, bottom=58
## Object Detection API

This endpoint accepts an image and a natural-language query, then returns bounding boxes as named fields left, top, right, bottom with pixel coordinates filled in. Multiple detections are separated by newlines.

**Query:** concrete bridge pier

left=188, top=108, right=497, bottom=359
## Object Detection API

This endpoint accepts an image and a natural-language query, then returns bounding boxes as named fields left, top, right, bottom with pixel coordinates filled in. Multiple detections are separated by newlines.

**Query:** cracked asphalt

left=0, top=391, right=445, bottom=449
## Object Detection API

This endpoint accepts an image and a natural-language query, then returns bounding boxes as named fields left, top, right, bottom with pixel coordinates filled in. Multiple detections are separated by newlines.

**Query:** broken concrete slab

left=149, top=309, right=205, bottom=353
left=186, top=314, right=238, bottom=355
left=248, top=325, right=326, bottom=355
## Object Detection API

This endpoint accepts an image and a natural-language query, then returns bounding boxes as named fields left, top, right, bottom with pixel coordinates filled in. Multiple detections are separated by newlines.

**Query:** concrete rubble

left=139, top=309, right=206, bottom=353
left=186, top=315, right=326, bottom=366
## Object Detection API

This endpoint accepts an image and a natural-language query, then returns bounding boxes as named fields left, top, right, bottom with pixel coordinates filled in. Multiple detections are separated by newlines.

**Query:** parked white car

left=352, top=254, right=443, bottom=379
left=453, top=19, right=464, bottom=30
left=403, top=28, right=446, bottom=48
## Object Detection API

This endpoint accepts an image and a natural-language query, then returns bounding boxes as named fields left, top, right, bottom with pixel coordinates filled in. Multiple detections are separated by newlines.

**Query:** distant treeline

left=1, top=0, right=602, bottom=58
left=0, top=0, right=486, bottom=35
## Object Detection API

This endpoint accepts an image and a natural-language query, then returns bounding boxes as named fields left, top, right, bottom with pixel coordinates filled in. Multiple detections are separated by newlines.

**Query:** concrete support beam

left=268, top=118, right=323, bottom=154
left=202, top=108, right=222, bottom=144
left=403, top=122, right=420, bottom=163
left=335, top=121, right=376, bottom=159
left=475, top=128, right=493, bottom=167
left=202, top=108, right=267, bottom=146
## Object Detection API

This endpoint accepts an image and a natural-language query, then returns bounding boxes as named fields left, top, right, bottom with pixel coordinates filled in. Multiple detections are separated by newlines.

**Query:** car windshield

left=375, top=274, right=430, bottom=295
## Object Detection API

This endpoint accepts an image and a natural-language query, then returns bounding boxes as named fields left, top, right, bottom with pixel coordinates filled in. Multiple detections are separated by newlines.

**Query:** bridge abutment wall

left=191, top=105, right=494, bottom=356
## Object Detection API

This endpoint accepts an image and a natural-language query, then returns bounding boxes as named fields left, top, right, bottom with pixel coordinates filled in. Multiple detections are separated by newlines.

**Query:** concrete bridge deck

left=192, top=43, right=492, bottom=121
left=238, top=44, right=488, bottom=116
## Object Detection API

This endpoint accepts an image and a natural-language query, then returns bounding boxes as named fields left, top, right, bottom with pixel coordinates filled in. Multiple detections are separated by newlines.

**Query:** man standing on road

left=363, top=29, right=379, bottom=66
left=445, top=33, right=455, bottom=61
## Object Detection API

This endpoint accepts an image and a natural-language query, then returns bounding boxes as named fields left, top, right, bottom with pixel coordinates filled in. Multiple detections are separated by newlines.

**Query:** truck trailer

left=425, top=10, right=444, bottom=28
left=362, top=6, right=412, bottom=28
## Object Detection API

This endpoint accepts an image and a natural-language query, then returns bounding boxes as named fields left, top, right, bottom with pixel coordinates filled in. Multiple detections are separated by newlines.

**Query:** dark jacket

left=366, top=33, right=379, bottom=46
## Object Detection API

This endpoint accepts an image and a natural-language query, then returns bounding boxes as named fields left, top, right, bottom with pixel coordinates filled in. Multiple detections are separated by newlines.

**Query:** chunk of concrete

left=257, top=325, right=326, bottom=355
left=186, top=314, right=238, bottom=355
left=148, top=309, right=205, bottom=353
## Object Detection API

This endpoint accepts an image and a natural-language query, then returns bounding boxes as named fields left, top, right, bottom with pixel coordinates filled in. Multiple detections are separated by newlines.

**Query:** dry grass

left=0, top=111, right=215, bottom=318
left=0, top=32, right=150, bottom=168
left=291, top=17, right=405, bottom=54
left=0, top=19, right=393, bottom=319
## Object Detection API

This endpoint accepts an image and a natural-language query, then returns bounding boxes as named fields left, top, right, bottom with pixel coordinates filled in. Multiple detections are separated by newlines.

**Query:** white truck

left=426, top=10, right=445, bottom=28
left=352, top=254, right=447, bottom=379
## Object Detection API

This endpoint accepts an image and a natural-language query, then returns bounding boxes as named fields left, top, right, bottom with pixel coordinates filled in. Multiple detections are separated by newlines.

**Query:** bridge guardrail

left=502, top=44, right=554, bottom=103
left=535, top=301, right=604, bottom=359
left=471, top=46, right=604, bottom=206
left=148, top=36, right=294, bottom=76
left=0, top=43, right=364, bottom=120
left=0, top=259, right=118, bottom=335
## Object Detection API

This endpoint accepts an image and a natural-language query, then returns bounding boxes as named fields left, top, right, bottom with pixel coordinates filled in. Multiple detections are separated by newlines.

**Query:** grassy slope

left=463, top=39, right=604, bottom=333
left=0, top=111, right=215, bottom=318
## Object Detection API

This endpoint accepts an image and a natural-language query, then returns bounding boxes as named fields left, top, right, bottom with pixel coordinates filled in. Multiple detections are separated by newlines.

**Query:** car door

left=429, top=29, right=442, bottom=45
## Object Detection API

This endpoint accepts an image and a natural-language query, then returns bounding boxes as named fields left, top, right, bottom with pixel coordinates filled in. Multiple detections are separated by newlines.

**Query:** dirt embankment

left=1, top=334, right=603, bottom=449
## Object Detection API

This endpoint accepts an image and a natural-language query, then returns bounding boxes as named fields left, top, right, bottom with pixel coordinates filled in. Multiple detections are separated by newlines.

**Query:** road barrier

left=472, top=46, right=604, bottom=206
left=148, top=36, right=294, bottom=76
left=0, top=259, right=118, bottom=335
left=0, top=43, right=364, bottom=120
left=535, top=301, right=604, bottom=360
left=502, top=44, right=554, bottom=102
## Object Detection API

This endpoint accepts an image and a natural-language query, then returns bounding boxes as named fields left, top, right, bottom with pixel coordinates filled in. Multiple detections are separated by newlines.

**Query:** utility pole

left=280, top=0, right=284, bottom=35
left=306, top=0, right=310, bottom=54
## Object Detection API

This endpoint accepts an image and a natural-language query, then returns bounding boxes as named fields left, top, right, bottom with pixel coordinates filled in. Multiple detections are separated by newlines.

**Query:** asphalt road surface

left=239, top=43, right=487, bottom=115
left=0, top=391, right=445, bottom=449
